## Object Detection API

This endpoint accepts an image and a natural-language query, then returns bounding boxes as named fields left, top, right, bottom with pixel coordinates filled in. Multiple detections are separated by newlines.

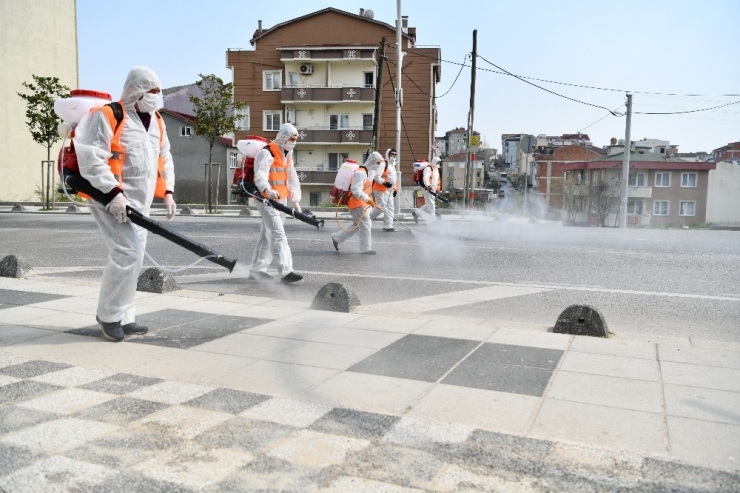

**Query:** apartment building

left=441, top=152, right=484, bottom=192
left=227, top=8, right=441, bottom=207
left=712, top=141, right=740, bottom=163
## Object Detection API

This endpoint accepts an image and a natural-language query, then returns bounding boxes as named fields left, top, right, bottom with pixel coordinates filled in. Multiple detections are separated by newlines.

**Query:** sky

left=77, top=0, right=739, bottom=154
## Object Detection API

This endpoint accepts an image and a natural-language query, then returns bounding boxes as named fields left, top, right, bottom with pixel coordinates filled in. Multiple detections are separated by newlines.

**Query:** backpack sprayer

left=232, top=137, right=324, bottom=230
left=412, top=160, right=450, bottom=204
left=55, top=89, right=237, bottom=273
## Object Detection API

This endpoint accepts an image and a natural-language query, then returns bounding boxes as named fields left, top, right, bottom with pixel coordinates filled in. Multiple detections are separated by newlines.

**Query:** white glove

left=107, top=194, right=129, bottom=223
left=164, top=194, right=176, bottom=221
left=265, top=189, right=280, bottom=200
left=292, top=201, right=302, bottom=213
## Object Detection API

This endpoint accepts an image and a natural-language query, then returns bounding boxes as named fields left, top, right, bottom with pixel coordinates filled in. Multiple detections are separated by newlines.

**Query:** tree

left=17, top=75, right=69, bottom=209
left=556, top=178, right=587, bottom=225
left=589, top=171, right=622, bottom=227
left=189, top=74, right=246, bottom=213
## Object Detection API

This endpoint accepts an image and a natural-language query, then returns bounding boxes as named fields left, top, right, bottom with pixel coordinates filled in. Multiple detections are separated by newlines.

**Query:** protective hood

left=431, top=156, right=442, bottom=167
left=274, top=123, right=298, bottom=148
left=120, top=66, right=161, bottom=109
left=364, top=151, right=384, bottom=170
left=385, top=149, right=395, bottom=162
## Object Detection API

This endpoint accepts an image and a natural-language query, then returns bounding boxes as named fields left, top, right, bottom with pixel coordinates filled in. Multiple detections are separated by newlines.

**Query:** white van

left=499, top=172, right=508, bottom=183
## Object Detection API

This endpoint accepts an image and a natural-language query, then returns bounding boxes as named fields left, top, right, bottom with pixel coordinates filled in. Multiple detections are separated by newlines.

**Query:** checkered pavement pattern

left=1, top=354, right=736, bottom=492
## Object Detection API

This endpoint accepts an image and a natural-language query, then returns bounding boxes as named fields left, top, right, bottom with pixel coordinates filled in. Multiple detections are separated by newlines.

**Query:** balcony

left=281, top=86, right=375, bottom=103
left=293, top=168, right=338, bottom=185
left=296, top=127, right=373, bottom=145
left=627, top=186, right=652, bottom=198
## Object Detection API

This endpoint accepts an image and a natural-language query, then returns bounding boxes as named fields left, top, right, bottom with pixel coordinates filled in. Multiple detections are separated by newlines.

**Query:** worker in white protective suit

left=331, top=152, right=383, bottom=254
left=74, top=66, right=176, bottom=342
left=413, top=156, right=441, bottom=223
left=249, top=123, right=304, bottom=283
left=369, top=148, right=397, bottom=231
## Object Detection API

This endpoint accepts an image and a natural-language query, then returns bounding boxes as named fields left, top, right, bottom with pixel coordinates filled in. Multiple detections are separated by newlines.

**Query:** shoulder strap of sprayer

left=107, top=102, right=124, bottom=131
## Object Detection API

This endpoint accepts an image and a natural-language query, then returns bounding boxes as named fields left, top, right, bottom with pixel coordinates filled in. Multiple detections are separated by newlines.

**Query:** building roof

left=444, top=152, right=482, bottom=162
left=559, top=151, right=717, bottom=171
left=446, top=127, right=467, bottom=134
left=159, top=109, right=234, bottom=148
left=250, top=7, right=411, bottom=45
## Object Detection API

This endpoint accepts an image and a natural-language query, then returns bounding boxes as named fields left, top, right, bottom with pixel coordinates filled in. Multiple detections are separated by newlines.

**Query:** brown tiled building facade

left=226, top=8, right=440, bottom=205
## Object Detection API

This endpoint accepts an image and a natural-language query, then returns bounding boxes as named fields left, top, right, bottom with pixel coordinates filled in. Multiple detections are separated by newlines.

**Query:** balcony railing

left=293, top=168, right=338, bottom=185
left=296, top=127, right=373, bottom=144
left=282, top=86, right=375, bottom=103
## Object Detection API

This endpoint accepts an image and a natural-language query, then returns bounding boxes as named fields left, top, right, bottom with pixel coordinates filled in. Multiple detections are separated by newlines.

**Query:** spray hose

left=237, top=181, right=324, bottom=229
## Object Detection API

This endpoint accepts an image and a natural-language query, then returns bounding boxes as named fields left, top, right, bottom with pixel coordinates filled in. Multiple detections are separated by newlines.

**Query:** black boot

left=122, top=322, right=148, bottom=335
left=281, top=272, right=303, bottom=284
left=97, top=318, right=124, bottom=342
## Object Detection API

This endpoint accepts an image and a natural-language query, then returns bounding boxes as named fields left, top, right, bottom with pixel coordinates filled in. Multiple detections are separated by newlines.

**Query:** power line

left=404, top=48, right=740, bottom=98
left=578, top=105, right=625, bottom=133
left=437, top=54, right=469, bottom=98
left=384, top=58, right=430, bottom=97
left=476, top=54, right=621, bottom=116
left=633, top=100, right=740, bottom=115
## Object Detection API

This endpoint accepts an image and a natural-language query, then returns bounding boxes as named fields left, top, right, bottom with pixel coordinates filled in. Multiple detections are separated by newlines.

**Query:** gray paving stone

left=0, top=360, right=72, bottom=378
left=127, top=315, right=271, bottom=349
left=442, top=346, right=558, bottom=396
left=185, top=388, right=271, bottom=415
left=136, top=308, right=219, bottom=330
left=330, top=442, right=445, bottom=489
left=212, top=456, right=327, bottom=493
left=0, top=406, right=60, bottom=434
left=78, top=373, right=163, bottom=395
left=0, top=380, right=63, bottom=405
left=475, top=343, right=563, bottom=369
left=194, top=416, right=295, bottom=452
left=348, top=335, right=479, bottom=382
left=0, top=288, right=68, bottom=307
left=76, top=396, right=170, bottom=424
left=79, top=471, right=196, bottom=493
left=309, top=407, right=400, bottom=440
left=0, top=442, right=40, bottom=476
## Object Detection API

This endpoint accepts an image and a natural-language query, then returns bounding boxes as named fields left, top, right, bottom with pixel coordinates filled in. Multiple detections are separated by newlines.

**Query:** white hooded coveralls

left=250, top=123, right=302, bottom=277
left=74, top=66, right=174, bottom=325
left=331, top=154, right=380, bottom=252
left=369, top=150, right=396, bottom=229
left=418, top=157, right=440, bottom=221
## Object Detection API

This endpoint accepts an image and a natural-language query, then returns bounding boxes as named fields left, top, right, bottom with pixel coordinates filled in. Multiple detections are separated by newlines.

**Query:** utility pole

left=619, top=93, right=633, bottom=228
left=394, top=0, right=403, bottom=215
left=372, top=37, right=385, bottom=151
left=463, top=29, right=477, bottom=212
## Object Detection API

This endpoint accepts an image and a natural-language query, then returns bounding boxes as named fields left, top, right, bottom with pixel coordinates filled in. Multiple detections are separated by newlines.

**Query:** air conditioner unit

left=299, top=64, right=314, bottom=75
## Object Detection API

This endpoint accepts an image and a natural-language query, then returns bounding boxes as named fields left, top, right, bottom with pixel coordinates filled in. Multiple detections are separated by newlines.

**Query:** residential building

left=712, top=141, right=740, bottom=163
left=538, top=133, right=592, bottom=148
left=435, top=136, right=446, bottom=157
left=706, top=160, right=740, bottom=225
left=535, top=145, right=604, bottom=210
left=445, top=127, right=468, bottom=156
left=560, top=148, right=716, bottom=227
left=227, top=8, right=441, bottom=207
left=441, top=152, right=484, bottom=192
left=1, top=0, right=78, bottom=202
left=159, top=110, right=238, bottom=205
left=502, top=134, right=533, bottom=173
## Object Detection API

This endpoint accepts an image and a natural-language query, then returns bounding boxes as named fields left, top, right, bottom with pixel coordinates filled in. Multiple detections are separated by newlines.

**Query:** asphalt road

left=1, top=212, right=739, bottom=342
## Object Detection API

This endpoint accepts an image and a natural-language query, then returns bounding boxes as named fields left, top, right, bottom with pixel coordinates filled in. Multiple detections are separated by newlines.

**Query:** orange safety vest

left=80, top=102, right=167, bottom=200
left=347, top=168, right=372, bottom=210
left=259, top=142, right=289, bottom=199
left=435, top=167, right=441, bottom=192
left=372, top=163, right=392, bottom=192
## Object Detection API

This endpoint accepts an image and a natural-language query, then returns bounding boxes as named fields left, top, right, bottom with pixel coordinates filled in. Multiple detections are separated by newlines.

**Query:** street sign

left=469, top=134, right=480, bottom=150
left=520, top=134, right=537, bottom=154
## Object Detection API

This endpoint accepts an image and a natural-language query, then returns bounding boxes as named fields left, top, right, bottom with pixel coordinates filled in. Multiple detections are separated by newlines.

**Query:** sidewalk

left=0, top=274, right=738, bottom=491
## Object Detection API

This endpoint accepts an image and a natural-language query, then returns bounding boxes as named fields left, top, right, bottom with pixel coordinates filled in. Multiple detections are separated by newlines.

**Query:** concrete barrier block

left=0, top=255, right=35, bottom=279
left=554, top=304, right=611, bottom=337
left=311, top=282, right=361, bottom=313
left=11, top=204, right=26, bottom=212
left=239, top=207, right=252, bottom=216
left=137, top=267, right=179, bottom=294
left=66, top=204, right=81, bottom=213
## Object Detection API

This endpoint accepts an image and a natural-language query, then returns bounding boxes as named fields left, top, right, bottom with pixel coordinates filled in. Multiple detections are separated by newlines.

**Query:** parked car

left=498, top=189, right=505, bottom=198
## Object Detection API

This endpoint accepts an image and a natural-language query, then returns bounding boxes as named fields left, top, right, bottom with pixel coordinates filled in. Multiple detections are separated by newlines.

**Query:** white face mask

left=283, top=141, right=296, bottom=152
left=137, top=93, right=159, bottom=113
left=389, top=157, right=397, bottom=166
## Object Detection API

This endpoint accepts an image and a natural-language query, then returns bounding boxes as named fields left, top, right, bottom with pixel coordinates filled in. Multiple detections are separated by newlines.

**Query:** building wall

left=228, top=9, right=439, bottom=186
left=0, top=0, right=78, bottom=202
left=161, top=113, right=231, bottom=204
left=706, top=161, right=740, bottom=225
left=536, top=146, right=603, bottom=210
left=328, top=61, right=375, bottom=86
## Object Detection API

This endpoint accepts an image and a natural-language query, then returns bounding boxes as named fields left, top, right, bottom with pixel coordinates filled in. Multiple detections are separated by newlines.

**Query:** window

left=263, top=111, right=282, bottom=131
left=655, top=172, right=671, bottom=187
left=592, top=170, right=599, bottom=184
left=627, top=199, right=644, bottom=215
left=310, top=192, right=320, bottom=207
left=681, top=172, right=697, bottom=188
left=679, top=201, right=696, bottom=216
left=654, top=201, right=669, bottom=215
left=328, top=153, right=348, bottom=171
left=448, top=168, right=454, bottom=178
left=228, top=151, right=239, bottom=169
left=263, top=71, right=282, bottom=91
left=364, top=72, right=374, bottom=88
left=287, top=72, right=299, bottom=87
left=329, top=114, right=349, bottom=130
left=234, top=107, right=249, bottom=131
left=628, top=172, right=646, bottom=187
left=362, top=114, right=373, bottom=130
left=574, top=170, right=584, bottom=184
left=180, top=126, right=193, bottom=137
